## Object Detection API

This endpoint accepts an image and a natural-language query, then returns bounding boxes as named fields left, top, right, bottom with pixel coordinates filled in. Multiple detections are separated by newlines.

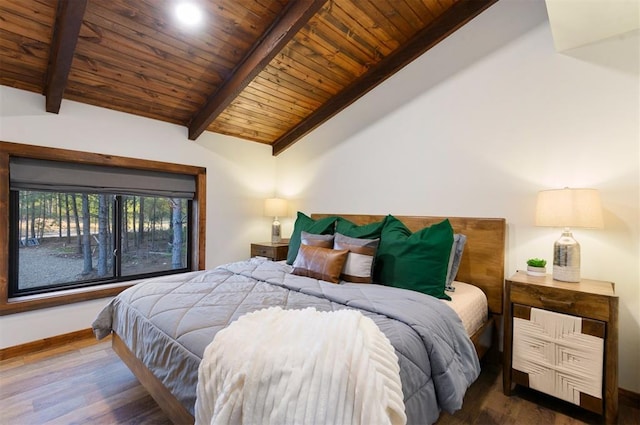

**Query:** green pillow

left=286, top=212, right=337, bottom=264
left=374, top=216, right=453, bottom=300
left=335, top=216, right=387, bottom=239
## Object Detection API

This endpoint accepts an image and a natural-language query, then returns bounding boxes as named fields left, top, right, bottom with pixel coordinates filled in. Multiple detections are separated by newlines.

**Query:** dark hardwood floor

left=0, top=335, right=638, bottom=425
left=0, top=336, right=171, bottom=425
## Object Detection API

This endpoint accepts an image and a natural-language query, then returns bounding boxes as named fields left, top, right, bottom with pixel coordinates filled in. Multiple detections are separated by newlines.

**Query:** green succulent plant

left=526, top=258, right=547, bottom=268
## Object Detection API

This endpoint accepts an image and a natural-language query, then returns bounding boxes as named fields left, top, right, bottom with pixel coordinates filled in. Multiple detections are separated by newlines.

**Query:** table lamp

left=535, top=188, right=603, bottom=282
left=264, top=198, right=288, bottom=243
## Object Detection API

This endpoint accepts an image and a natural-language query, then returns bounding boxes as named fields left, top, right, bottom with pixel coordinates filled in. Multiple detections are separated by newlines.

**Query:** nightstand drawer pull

left=539, top=297, right=574, bottom=309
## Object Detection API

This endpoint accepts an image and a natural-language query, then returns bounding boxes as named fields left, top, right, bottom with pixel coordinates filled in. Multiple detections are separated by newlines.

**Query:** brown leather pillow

left=300, top=231, right=334, bottom=249
left=292, top=244, right=349, bottom=284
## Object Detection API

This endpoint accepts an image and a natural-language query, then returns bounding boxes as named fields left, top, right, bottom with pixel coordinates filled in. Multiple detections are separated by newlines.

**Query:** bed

left=93, top=214, right=506, bottom=424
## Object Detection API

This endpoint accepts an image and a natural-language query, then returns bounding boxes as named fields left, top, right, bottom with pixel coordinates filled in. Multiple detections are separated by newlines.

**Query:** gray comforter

left=92, top=258, right=480, bottom=425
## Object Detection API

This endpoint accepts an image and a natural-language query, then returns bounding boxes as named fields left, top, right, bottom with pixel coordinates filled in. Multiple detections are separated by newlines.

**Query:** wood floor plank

left=44, top=385, right=160, bottom=425
left=1, top=399, right=33, bottom=424
left=1, top=349, right=111, bottom=399
left=0, top=335, right=637, bottom=425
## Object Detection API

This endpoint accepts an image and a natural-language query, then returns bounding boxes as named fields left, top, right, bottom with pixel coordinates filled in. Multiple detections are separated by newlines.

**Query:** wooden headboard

left=312, top=214, right=506, bottom=315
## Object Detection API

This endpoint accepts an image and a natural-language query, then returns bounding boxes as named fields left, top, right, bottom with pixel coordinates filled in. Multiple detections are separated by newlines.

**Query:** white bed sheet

left=442, top=281, right=488, bottom=336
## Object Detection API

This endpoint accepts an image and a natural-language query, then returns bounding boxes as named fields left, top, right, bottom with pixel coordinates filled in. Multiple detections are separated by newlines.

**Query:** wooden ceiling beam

left=188, top=0, right=327, bottom=141
left=271, top=0, right=498, bottom=156
left=44, top=0, right=88, bottom=114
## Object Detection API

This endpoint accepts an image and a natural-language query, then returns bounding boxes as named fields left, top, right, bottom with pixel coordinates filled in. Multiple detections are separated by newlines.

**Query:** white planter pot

left=527, top=265, right=547, bottom=276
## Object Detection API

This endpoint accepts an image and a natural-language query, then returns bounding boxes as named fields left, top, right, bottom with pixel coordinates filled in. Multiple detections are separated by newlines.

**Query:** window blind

left=9, top=157, right=196, bottom=199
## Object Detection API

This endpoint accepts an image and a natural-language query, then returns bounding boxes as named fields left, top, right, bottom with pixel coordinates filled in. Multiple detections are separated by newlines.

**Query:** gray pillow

left=300, top=231, right=335, bottom=248
left=445, top=234, right=467, bottom=291
left=333, top=233, right=380, bottom=283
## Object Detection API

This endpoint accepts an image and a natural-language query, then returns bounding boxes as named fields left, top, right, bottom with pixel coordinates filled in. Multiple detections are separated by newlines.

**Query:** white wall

left=0, top=86, right=277, bottom=348
left=276, top=1, right=640, bottom=392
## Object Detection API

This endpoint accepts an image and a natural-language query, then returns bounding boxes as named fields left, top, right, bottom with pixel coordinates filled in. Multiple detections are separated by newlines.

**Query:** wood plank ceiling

left=1, top=0, right=497, bottom=155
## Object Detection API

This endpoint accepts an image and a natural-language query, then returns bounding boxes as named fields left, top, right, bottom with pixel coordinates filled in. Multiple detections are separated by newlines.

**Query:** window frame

left=0, top=141, right=206, bottom=315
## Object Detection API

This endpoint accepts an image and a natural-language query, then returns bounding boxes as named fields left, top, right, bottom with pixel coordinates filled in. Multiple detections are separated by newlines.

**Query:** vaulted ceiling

left=1, top=0, right=496, bottom=155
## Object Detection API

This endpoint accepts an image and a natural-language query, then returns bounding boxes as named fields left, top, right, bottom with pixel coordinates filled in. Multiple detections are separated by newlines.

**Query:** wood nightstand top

left=508, top=270, right=616, bottom=297
left=251, top=241, right=290, bottom=248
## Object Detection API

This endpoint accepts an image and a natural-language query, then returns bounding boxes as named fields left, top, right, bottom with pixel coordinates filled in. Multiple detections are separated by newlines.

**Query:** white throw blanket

left=195, top=307, right=406, bottom=425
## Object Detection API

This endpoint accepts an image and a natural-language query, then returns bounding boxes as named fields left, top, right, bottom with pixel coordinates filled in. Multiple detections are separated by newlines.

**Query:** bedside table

left=250, top=241, right=289, bottom=261
left=503, top=271, right=618, bottom=424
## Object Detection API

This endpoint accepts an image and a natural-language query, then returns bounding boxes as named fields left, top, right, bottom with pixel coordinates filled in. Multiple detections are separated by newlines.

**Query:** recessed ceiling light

left=175, top=2, right=203, bottom=27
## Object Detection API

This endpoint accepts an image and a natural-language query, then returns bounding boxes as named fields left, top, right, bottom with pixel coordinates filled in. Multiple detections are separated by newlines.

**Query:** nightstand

left=503, top=271, right=618, bottom=424
left=250, top=241, right=289, bottom=261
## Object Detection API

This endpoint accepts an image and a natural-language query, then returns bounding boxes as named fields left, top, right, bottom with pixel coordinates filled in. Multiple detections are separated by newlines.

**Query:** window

left=0, top=142, right=206, bottom=314
left=10, top=192, right=190, bottom=296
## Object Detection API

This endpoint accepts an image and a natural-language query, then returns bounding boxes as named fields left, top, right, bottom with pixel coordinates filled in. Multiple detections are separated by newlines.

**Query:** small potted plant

left=526, top=258, right=547, bottom=276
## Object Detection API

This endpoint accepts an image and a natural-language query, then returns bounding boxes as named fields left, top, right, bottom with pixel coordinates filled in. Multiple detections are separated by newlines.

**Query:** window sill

left=0, top=282, right=137, bottom=316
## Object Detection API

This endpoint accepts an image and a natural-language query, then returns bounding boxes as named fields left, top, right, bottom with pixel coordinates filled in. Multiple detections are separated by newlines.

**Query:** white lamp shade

left=264, top=198, right=288, bottom=217
left=535, top=188, right=603, bottom=229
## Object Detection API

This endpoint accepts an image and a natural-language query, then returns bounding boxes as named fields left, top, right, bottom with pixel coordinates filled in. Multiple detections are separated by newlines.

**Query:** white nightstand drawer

left=512, top=305, right=604, bottom=413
